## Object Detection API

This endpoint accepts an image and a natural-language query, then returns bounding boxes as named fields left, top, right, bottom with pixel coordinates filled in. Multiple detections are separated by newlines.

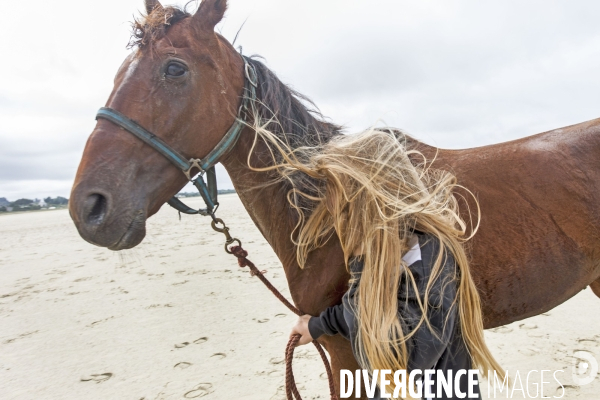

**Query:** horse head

left=70, top=0, right=244, bottom=250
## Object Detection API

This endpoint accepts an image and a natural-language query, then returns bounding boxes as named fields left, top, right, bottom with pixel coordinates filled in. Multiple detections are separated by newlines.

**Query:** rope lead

left=229, top=245, right=339, bottom=400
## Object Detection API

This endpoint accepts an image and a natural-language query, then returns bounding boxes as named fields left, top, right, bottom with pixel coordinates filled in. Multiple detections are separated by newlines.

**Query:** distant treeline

left=0, top=191, right=237, bottom=212
left=0, top=196, right=68, bottom=212
left=177, top=189, right=236, bottom=198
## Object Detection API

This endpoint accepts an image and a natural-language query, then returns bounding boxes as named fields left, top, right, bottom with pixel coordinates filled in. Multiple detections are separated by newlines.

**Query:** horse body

left=419, top=118, right=600, bottom=324
left=220, top=112, right=600, bottom=386
left=68, top=1, right=600, bottom=397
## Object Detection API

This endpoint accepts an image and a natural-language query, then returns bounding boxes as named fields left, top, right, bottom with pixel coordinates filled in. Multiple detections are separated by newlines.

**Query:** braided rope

left=229, top=245, right=339, bottom=400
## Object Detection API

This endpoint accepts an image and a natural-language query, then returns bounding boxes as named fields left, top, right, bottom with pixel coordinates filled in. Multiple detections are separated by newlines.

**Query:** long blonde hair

left=242, top=60, right=504, bottom=394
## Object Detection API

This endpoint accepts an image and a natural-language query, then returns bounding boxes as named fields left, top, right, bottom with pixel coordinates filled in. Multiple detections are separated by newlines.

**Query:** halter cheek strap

left=95, top=56, right=258, bottom=216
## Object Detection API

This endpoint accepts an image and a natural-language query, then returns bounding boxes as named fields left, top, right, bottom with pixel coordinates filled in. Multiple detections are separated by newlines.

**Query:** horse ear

left=145, top=0, right=163, bottom=15
left=192, top=0, right=227, bottom=35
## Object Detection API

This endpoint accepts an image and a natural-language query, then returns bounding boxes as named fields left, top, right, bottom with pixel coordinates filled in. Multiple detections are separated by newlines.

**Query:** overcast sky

left=1, top=0, right=599, bottom=200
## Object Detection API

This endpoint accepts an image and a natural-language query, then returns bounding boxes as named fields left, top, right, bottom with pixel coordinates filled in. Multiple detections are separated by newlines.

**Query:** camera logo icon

left=572, top=351, right=598, bottom=386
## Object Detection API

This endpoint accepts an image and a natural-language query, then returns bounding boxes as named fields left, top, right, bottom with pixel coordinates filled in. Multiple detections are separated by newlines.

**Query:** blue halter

left=95, top=56, right=258, bottom=217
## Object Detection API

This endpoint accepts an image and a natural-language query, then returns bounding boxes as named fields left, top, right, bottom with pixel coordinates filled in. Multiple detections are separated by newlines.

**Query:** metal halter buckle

left=211, top=217, right=242, bottom=253
left=184, top=159, right=204, bottom=180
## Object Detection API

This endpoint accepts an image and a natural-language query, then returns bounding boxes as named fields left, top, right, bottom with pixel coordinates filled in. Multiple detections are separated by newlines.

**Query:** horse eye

left=166, top=62, right=186, bottom=77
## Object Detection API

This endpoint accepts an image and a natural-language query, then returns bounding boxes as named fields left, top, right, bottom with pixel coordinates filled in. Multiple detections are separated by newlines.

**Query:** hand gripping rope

left=226, top=242, right=339, bottom=400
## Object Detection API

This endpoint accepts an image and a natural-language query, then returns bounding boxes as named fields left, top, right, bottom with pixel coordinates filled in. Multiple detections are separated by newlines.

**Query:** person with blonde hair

left=251, top=124, right=504, bottom=399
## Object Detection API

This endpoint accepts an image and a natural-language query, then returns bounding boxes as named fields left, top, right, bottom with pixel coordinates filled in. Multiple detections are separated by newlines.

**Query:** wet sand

left=0, top=194, right=598, bottom=399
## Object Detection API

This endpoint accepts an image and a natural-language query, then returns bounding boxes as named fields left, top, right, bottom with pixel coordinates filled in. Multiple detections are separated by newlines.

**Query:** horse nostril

left=84, top=193, right=108, bottom=225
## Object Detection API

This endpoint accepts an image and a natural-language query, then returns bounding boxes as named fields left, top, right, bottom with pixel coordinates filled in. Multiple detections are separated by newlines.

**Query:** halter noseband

left=95, top=56, right=258, bottom=217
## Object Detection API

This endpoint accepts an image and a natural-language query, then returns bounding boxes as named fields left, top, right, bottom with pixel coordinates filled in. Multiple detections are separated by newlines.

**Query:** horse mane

left=243, top=56, right=343, bottom=213
left=128, top=5, right=191, bottom=49
left=245, top=57, right=343, bottom=147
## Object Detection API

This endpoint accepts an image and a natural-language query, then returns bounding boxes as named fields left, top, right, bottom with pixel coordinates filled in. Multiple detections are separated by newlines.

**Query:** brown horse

left=69, top=0, right=600, bottom=397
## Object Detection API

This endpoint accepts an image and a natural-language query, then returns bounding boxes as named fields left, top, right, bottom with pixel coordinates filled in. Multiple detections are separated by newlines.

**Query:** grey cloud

left=0, top=152, right=81, bottom=181
left=209, top=1, right=599, bottom=159
left=2, top=0, right=600, bottom=199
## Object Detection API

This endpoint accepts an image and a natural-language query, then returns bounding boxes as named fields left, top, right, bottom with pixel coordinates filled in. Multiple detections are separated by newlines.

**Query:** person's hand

left=290, top=314, right=313, bottom=346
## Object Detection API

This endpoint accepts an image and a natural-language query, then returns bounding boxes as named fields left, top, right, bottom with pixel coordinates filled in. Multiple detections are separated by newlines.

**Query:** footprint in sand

left=490, top=326, right=513, bottom=334
left=194, top=337, right=208, bottom=345
left=270, top=331, right=283, bottom=337
left=3, top=330, right=39, bottom=344
left=88, top=317, right=114, bottom=327
left=527, top=331, right=545, bottom=338
left=320, top=372, right=329, bottom=380
left=551, top=348, right=573, bottom=364
left=174, top=362, right=192, bottom=369
left=519, top=323, right=538, bottom=330
left=257, top=318, right=269, bottom=323
left=146, top=303, right=173, bottom=309
left=269, top=357, right=284, bottom=365
left=256, top=370, right=283, bottom=377
left=577, top=338, right=600, bottom=347
left=210, top=353, right=226, bottom=360
left=184, top=383, right=214, bottom=398
left=81, top=373, right=113, bottom=383
left=557, top=385, right=580, bottom=397
left=274, top=313, right=287, bottom=318
left=295, top=349, right=317, bottom=360
left=175, top=342, right=190, bottom=349
left=270, top=386, right=286, bottom=400
left=518, top=347, right=541, bottom=356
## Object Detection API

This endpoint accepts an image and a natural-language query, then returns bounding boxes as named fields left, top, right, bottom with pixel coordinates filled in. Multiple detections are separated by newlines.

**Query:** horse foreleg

left=591, top=278, right=600, bottom=298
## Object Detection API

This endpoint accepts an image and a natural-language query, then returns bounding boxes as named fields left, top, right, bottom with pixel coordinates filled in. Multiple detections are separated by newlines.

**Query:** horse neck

left=220, top=127, right=302, bottom=269
left=220, top=126, right=347, bottom=313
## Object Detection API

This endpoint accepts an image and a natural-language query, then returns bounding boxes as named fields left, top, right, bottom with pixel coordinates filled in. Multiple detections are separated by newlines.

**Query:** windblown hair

left=128, top=5, right=191, bottom=49
left=243, top=57, right=342, bottom=210
left=243, top=60, right=504, bottom=395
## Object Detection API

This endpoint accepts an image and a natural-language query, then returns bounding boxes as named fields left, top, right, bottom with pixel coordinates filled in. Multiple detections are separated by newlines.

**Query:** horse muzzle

left=69, top=186, right=147, bottom=250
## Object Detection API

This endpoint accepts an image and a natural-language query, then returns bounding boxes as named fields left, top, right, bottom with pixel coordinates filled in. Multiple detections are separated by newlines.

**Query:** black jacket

left=308, top=233, right=480, bottom=400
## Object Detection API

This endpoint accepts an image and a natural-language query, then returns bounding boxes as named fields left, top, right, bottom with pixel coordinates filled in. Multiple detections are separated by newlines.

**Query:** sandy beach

left=0, top=194, right=598, bottom=399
